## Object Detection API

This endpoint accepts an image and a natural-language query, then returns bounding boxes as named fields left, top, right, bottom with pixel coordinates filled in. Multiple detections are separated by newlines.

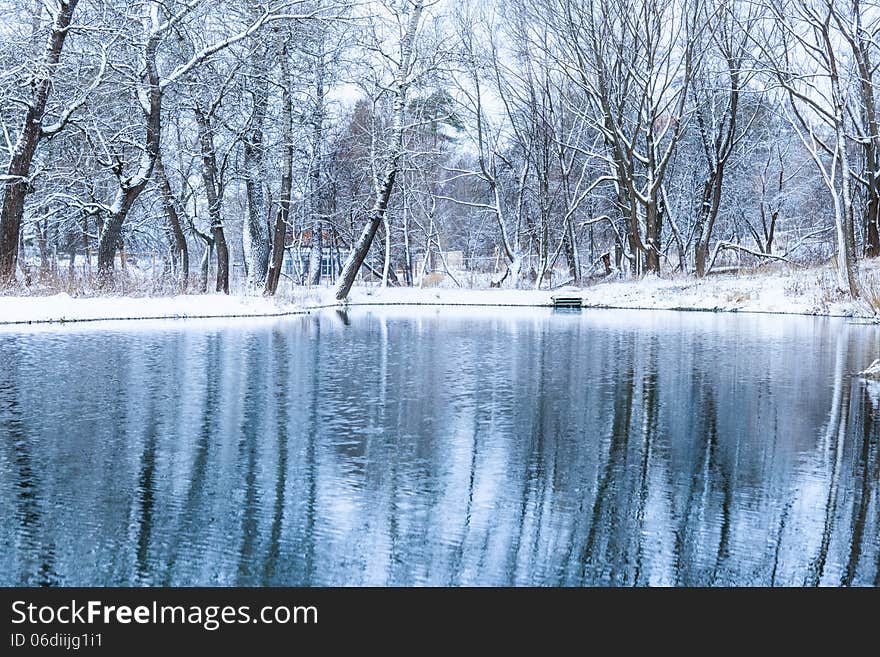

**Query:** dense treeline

left=0, top=0, right=878, bottom=298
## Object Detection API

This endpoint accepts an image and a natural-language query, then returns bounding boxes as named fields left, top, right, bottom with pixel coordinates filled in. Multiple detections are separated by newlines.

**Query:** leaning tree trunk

left=0, top=0, right=80, bottom=284
left=333, top=2, right=423, bottom=301
left=335, top=169, right=399, bottom=301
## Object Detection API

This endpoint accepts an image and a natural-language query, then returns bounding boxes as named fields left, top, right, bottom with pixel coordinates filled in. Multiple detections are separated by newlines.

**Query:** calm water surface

left=0, top=307, right=878, bottom=586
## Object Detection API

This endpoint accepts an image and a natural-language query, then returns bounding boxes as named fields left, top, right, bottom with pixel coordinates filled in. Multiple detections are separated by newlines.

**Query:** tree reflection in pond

left=0, top=309, right=877, bottom=586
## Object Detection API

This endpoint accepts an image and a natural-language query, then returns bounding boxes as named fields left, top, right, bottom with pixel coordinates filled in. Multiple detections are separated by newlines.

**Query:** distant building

left=282, top=229, right=340, bottom=281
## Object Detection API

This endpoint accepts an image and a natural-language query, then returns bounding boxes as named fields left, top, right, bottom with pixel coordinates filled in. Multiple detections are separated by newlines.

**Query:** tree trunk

left=695, top=152, right=733, bottom=277
left=335, top=180, right=394, bottom=301
left=695, top=237, right=708, bottom=278
left=865, top=189, right=880, bottom=258
left=834, top=130, right=860, bottom=297
left=243, top=46, right=270, bottom=289
left=402, top=185, right=413, bottom=285
left=694, top=175, right=714, bottom=277
left=850, top=6, right=880, bottom=258
left=36, top=217, right=49, bottom=278
left=96, top=27, right=162, bottom=282
left=563, top=215, right=579, bottom=284
left=334, top=2, right=423, bottom=301
left=308, top=41, right=326, bottom=287
left=67, top=246, right=76, bottom=282
left=194, top=105, right=228, bottom=294
left=308, top=213, right=323, bottom=286
left=381, top=216, right=392, bottom=287
left=834, top=87, right=860, bottom=297
left=199, top=240, right=212, bottom=293
left=213, top=226, right=229, bottom=294
left=264, top=40, right=294, bottom=296
left=0, top=0, right=80, bottom=284
left=154, top=152, right=188, bottom=290
left=645, top=202, right=662, bottom=274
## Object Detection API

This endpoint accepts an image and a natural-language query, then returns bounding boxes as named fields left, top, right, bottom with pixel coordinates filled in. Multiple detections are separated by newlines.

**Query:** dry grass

left=1, top=268, right=206, bottom=298
left=859, top=270, right=880, bottom=314
left=418, top=272, right=446, bottom=288
left=817, top=271, right=847, bottom=306
left=724, top=290, right=752, bottom=304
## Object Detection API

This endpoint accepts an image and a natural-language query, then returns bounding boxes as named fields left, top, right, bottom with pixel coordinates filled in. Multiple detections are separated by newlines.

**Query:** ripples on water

left=0, top=308, right=878, bottom=586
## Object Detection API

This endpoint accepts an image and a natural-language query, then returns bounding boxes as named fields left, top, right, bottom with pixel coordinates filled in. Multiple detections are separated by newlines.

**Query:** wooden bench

left=550, top=294, right=583, bottom=309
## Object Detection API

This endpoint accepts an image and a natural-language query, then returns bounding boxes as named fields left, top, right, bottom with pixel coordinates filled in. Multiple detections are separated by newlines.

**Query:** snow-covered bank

left=1, top=266, right=877, bottom=325
left=0, top=292, right=313, bottom=325
left=335, top=266, right=877, bottom=318
left=578, top=269, right=877, bottom=317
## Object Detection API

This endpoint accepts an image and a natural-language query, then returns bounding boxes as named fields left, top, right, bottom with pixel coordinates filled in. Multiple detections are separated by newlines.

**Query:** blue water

left=0, top=307, right=877, bottom=585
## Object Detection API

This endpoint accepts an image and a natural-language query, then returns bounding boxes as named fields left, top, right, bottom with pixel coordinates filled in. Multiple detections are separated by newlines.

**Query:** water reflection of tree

left=842, top=383, right=879, bottom=586
left=0, top=345, right=57, bottom=585
left=579, top=355, right=636, bottom=585
left=263, top=328, right=290, bottom=584
left=133, top=391, right=158, bottom=584
left=301, top=317, right=320, bottom=584
left=3, top=313, right=879, bottom=586
left=805, top=326, right=852, bottom=585
left=161, top=332, right=220, bottom=584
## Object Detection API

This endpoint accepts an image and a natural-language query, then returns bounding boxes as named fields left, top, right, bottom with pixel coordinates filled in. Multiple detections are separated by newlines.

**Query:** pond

left=0, top=307, right=878, bottom=586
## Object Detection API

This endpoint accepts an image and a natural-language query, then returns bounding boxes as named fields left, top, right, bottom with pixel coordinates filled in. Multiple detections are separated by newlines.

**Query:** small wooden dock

left=550, top=289, right=584, bottom=309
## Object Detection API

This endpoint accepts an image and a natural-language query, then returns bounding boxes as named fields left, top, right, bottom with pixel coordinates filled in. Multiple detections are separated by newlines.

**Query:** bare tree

left=242, top=40, right=271, bottom=289
left=833, top=0, right=880, bottom=257
left=193, top=100, right=231, bottom=294
left=0, top=0, right=86, bottom=284
left=759, top=0, right=860, bottom=296
left=264, top=35, right=294, bottom=296
left=93, top=1, right=325, bottom=283
left=334, top=0, right=426, bottom=300
left=153, top=150, right=189, bottom=289
left=692, top=0, right=756, bottom=276
left=307, top=29, right=328, bottom=287
left=550, top=0, right=700, bottom=275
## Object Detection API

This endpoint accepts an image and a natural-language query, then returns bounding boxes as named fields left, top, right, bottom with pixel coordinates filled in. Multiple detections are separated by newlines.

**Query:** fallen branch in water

left=859, top=359, right=880, bottom=378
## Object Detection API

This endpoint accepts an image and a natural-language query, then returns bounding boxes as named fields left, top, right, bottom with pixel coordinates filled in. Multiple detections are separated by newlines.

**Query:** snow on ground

left=577, top=269, right=874, bottom=317
left=1, top=264, right=877, bottom=325
left=326, top=286, right=553, bottom=307
left=0, top=292, right=311, bottom=325
left=325, top=265, right=878, bottom=318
